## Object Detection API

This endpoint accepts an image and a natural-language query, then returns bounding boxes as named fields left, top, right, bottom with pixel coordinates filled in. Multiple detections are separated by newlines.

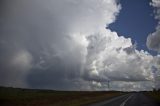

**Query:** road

left=87, top=93, right=160, bottom=106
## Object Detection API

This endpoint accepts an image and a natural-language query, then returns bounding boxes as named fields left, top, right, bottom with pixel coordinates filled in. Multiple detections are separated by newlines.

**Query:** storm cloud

left=0, top=0, right=158, bottom=91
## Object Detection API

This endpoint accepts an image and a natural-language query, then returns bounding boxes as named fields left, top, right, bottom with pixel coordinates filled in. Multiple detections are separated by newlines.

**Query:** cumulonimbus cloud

left=0, top=0, right=158, bottom=91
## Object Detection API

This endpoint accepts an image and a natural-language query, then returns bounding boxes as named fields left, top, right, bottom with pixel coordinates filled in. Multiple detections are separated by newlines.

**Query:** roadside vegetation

left=0, top=86, right=124, bottom=106
left=146, top=89, right=160, bottom=103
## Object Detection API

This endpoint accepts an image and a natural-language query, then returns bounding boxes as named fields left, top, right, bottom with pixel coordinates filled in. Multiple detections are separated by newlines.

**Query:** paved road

left=87, top=93, right=160, bottom=106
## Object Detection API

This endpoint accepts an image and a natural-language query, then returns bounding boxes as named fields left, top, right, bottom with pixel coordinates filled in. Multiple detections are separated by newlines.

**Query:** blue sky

left=109, top=0, right=158, bottom=55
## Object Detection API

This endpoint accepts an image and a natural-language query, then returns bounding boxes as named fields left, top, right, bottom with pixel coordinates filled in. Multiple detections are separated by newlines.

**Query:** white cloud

left=145, top=0, right=160, bottom=90
left=0, top=0, right=157, bottom=91
left=147, top=0, right=160, bottom=52
left=84, top=29, right=155, bottom=91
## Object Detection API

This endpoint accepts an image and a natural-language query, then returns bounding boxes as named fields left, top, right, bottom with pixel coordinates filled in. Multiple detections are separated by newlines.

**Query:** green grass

left=0, top=86, right=124, bottom=106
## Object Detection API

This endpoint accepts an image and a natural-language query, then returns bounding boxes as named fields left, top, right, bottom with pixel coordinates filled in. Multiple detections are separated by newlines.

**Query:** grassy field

left=146, top=90, right=160, bottom=103
left=0, top=87, right=124, bottom=106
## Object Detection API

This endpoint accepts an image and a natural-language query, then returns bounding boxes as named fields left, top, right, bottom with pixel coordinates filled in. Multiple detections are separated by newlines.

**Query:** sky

left=0, top=0, right=160, bottom=91
left=109, top=0, right=157, bottom=54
